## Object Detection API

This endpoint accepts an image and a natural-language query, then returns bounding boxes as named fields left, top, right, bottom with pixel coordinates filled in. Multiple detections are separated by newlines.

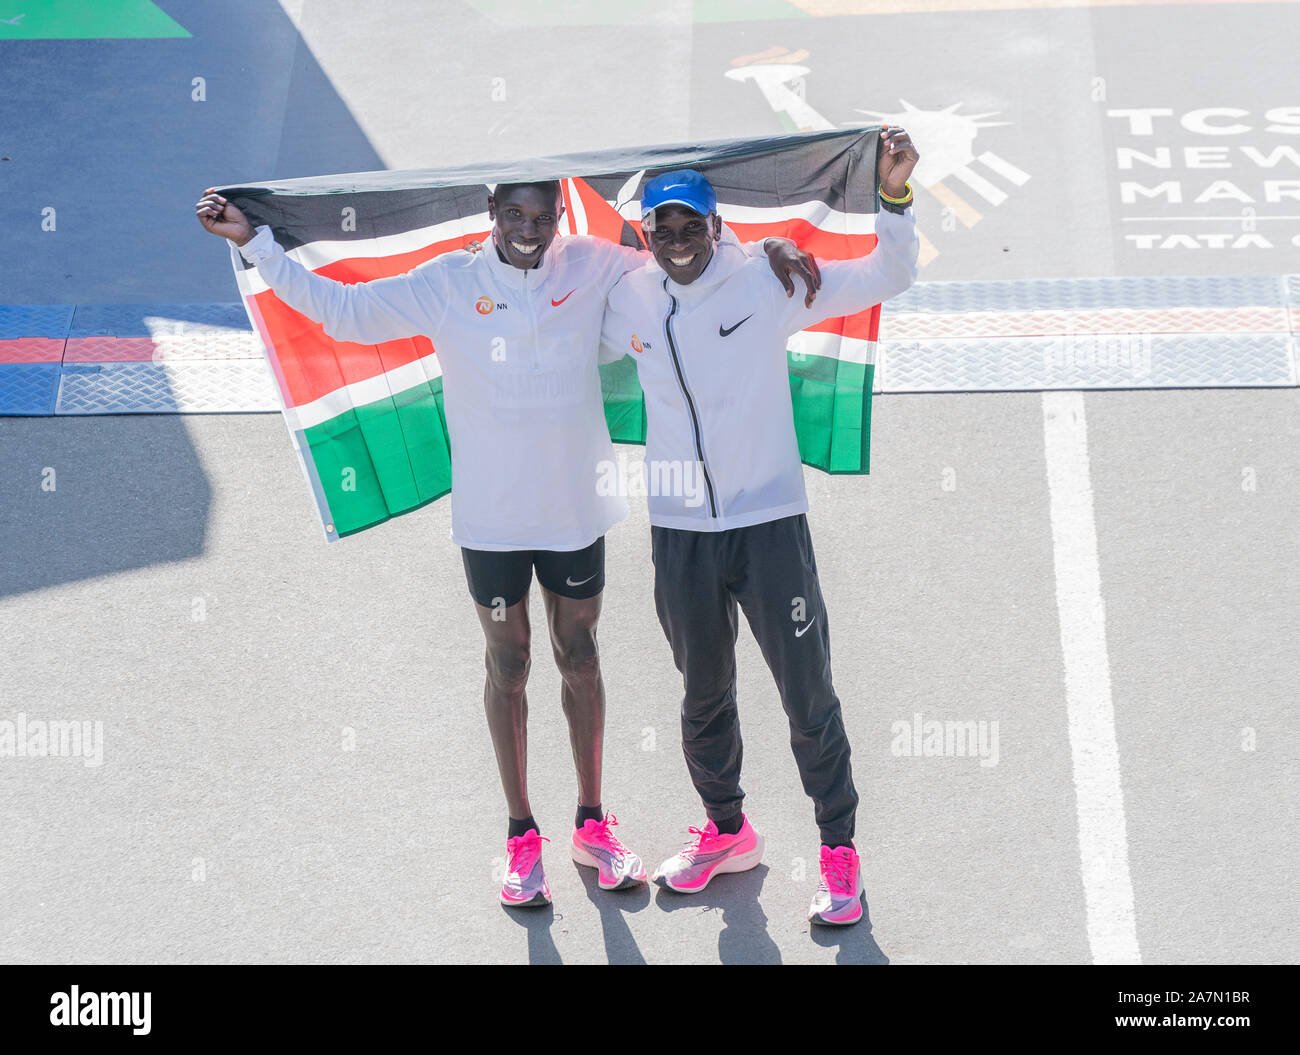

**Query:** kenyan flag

left=219, top=127, right=887, bottom=541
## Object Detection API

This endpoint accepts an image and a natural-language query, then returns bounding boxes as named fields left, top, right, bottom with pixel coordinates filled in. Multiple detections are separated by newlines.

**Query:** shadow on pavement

left=808, top=899, right=890, bottom=964
left=0, top=417, right=212, bottom=599
left=1, top=0, right=389, bottom=599
left=500, top=901, right=563, bottom=965
left=572, top=861, right=652, bottom=965
left=653, top=865, right=783, bottom=964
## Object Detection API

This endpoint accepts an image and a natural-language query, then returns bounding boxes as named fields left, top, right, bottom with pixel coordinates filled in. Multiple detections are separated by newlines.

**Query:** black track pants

left=650, top=514, right=858, bottom=847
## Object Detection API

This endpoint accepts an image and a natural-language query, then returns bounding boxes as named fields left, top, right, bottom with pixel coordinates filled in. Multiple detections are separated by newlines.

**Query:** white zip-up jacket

left=238, top=223, right=771, bottom=550
left=599, top=205, right=919, bottom=532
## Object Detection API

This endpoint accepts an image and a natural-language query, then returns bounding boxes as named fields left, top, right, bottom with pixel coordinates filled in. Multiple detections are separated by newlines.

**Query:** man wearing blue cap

left=600, top=125, right=920, bottom=925
left=198, top=177, right=820, bottom=911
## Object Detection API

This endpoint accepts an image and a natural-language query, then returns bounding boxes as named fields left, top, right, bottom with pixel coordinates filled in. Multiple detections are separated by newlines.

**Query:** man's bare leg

left=540, top=586, right=604, bottom=810
left=472, top=595, right=533, bottom=820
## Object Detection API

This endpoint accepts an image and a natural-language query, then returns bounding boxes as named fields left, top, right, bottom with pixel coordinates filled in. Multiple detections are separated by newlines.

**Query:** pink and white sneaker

left=652, top=816, right=765, bottom=893
left=501, top=829, right=551, bottom=908
left=807, top=844, right=863, bottom=925
left=570, top=814, right=648, bottom=891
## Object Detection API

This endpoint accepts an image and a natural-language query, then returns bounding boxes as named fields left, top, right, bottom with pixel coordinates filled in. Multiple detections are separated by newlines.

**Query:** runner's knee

left=552, top=626, right=600, bottom=683
left=485, top=639, right=531, bottom=694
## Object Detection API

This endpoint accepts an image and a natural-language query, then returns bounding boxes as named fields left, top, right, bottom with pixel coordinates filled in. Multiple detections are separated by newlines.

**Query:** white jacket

left=239, top=227, right=647, bottom=551
left=599, top=206, right=919, bottom=532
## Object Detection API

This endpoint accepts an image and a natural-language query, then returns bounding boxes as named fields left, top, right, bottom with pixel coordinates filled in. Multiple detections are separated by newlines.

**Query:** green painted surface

left=0, top=1, right=191, bottom=40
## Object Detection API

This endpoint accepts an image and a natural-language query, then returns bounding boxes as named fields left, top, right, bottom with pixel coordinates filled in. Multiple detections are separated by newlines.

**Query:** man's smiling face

left=644, top=204, right=723, bottom=285
left=488, top=183, right=563, bottom=269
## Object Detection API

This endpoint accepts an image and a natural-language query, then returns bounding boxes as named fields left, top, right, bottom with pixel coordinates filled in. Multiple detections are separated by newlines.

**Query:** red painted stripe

left=0, top=338, right=64, bottom=363
left=64, top=336, right=157, bottom=362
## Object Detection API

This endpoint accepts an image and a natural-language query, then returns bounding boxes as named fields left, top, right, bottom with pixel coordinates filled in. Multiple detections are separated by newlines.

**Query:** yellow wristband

left=879, top=181, right=913, bottom=204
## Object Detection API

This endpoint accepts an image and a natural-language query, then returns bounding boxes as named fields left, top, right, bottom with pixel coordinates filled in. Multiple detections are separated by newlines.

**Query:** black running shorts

left=461, top=536, right=605, bottom=609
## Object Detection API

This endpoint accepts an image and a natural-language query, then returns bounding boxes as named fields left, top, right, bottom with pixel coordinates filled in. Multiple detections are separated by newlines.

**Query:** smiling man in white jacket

left=196, top=178, right=818, bottom=911
left=599, top=125, right=920, bottom=926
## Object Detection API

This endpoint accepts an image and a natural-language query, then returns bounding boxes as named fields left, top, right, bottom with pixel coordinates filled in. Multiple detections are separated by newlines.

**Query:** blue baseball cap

left=640, top=169, right=717, bottom=222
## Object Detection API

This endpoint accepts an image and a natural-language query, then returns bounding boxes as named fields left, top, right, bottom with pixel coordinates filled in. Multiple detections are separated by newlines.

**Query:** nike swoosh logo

left=685, top=846, right=746, bottom=866
left=576, top=842, right=623, bottom=867
left=566, top=573, right=598, bottom=587
left=551, top=289, right=576, bottom=307
left=795, top=616, right=816, bottom=638
left=719, top=314, right=753, bottom=337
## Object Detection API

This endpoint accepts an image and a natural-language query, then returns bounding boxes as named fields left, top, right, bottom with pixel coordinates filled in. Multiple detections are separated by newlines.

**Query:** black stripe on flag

left=218, top=126, right=882, bottom=257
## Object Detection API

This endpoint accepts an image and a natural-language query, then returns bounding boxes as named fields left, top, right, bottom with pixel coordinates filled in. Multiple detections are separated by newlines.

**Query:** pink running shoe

left=570, top=814, right=648, bottom=891
left=652, top=816, right=765, bottom=893
left=808, top=844, right=863, bottom=925
left=501, top=829, right=551, bottom=908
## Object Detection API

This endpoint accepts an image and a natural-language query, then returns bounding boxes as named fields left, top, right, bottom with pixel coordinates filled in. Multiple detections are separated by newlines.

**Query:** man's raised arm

left=771, top=124, right=920, bottom=330
left=196, top=188, right=448, bottom=345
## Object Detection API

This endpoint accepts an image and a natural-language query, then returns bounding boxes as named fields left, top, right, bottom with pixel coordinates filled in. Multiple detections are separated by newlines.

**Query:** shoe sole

left=570, top=842, right=647, bottom=890
left=654, top=834, right=766, bottom=893
left=809, top=893, right=864, bottom=926
left=809, top=908, right=862, bottom=926
left=501, top=889, right=551, bottom=908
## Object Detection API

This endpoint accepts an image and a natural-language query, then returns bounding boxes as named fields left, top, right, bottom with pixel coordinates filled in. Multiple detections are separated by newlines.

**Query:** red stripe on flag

left=569, top=177, right=645, bottom=248
left=248, top=230, right=487, bottom=408
left=559, top=180, right=577, bottom=235
left=725, top=218, right=878, bottom=261
left=251, top=208, right=881, bottom=410
left=307, top=231, right=489, bottom=283
left=806, top=308, right=880, bottom=343
left=251, top=291, right=437, bottom=409
left=729, top=218, right=882, bottom=342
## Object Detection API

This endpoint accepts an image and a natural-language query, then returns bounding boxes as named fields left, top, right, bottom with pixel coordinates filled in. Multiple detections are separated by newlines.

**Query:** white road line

left=951, top=163, right=1008, bottom=205
left=976, top=150, right=1031, bottom=186
left=1122, top=215, right=1300, bottom=222
left=1041, top=391, right=1141, bottom=965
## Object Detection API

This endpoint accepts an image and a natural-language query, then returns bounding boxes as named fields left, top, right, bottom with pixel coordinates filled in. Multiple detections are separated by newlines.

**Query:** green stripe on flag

left=597, top=351, right=872, bottom=475
left=298, top=350, right=870, bottom=538
left=600, top=355, right=647, bottom=446
left=788, top=352, right=873, bottom=475
left=302, top=378, right=453, bottom=538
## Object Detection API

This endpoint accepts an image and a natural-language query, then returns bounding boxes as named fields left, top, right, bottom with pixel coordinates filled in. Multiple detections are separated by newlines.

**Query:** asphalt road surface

left=1, top=0, right=1296, bottom=964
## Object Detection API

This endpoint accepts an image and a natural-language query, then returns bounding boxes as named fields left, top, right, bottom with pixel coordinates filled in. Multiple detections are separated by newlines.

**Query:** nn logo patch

left=631, top=334, right=651, bottom=353
left=476, top=296, right=507, bottom=315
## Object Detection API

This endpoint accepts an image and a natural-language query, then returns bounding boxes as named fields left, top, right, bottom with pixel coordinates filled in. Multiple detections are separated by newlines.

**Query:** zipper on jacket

left=524, top=268, right=539, bottom=370
left=662, top=280, right=718, bottom=518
